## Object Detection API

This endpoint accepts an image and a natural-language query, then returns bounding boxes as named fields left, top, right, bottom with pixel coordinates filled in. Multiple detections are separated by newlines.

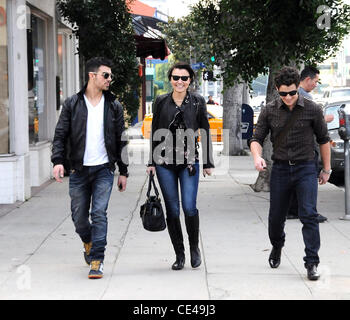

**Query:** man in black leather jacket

left=51, top=57, right=128, bottom=279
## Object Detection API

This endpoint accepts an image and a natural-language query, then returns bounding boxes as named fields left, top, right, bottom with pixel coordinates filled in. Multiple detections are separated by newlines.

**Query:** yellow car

left=141, top=105, right=223, bottom=142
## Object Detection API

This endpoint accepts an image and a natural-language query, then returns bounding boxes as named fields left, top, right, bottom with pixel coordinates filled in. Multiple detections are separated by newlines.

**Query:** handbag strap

left=273, top=106, right=302, bottom=151
left=146, top=173, right=160, bottom=199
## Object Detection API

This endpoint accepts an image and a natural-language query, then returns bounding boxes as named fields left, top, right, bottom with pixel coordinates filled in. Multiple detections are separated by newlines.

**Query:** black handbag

left=140, top=173, right=166, bottom=232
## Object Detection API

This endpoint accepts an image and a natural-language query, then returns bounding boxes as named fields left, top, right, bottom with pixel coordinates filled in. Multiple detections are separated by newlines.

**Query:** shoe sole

left=191, top=261, right=201, bottom=268
left=88, top=274, right=103, bottom=279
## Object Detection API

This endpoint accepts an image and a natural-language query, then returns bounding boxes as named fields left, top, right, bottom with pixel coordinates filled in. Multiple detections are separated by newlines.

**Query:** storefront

left=0, top=0, right=79, bottom=204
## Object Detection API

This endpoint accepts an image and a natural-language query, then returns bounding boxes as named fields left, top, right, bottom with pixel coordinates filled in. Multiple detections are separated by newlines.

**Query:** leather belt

left=274, top=160, right=311, bottom=166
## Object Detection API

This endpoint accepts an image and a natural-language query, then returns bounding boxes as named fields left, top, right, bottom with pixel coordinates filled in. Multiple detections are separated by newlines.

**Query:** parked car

left=321, top=99, right=350, bottom=175
left=317, top=87, right=350, bottom=106
left=141, top=104, right=223, bottom=142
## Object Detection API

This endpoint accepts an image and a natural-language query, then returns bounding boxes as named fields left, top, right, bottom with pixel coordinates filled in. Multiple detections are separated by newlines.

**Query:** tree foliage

left=161, top=14, right=215, bottom=68
left=191, top=0, right=350, bottom=189
left=57, top=0, right=141, bottom=122
left=192, top=0, right=350, bottom=88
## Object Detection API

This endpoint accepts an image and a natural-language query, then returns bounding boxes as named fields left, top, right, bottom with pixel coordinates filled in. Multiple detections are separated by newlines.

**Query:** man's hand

left=117, top=175, right=127, bottom=192
left=324, top=114, right=334, bottom=123
left=250, top=141, right=266, bottom=172
left=319, top=171, right=330, bottom=185
left=254, top=156, right=267, bottom=172
left=53, top=164, right=64, bottom=183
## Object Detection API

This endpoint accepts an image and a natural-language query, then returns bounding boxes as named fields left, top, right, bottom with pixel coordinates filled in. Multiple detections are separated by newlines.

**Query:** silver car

left=322, top=100, right=350, bottom=175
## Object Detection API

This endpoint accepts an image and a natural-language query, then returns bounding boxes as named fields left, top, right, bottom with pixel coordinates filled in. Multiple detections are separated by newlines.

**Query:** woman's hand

left=203, top=168, right=213, bottom=177
left=146, top=166, right=156, bottom=176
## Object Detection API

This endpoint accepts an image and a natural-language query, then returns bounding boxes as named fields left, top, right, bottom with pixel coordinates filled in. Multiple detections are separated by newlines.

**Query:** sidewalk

left=0, top=140, right=349, bottom=300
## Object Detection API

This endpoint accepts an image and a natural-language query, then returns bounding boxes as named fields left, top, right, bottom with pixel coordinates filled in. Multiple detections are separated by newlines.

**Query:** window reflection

left=0, top=0, right=9, bottom=154
left=27, top=14, right=46, bottom=144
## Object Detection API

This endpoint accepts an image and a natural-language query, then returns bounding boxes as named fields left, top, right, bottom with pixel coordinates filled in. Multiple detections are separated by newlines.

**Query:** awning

left=134, top=35, right=170, bottom=60
left=132, top=12, right=170, bottom=61
left=133, top=14, right=164, bottom=35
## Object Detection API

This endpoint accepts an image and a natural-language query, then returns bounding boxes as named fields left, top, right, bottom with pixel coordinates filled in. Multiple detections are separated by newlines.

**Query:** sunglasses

left=171, top=75, right=190, bottom=81
left=278, top=90, right=298, bottom=97
left=92, top=72, right=114, bottom=80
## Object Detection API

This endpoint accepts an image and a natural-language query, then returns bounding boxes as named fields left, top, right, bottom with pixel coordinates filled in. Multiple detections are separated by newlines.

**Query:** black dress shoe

left=269, top=247, right=282, bottom=268
left=317, top=214, right=327, bottom=223
left=307, top=264, right=320, bottom=281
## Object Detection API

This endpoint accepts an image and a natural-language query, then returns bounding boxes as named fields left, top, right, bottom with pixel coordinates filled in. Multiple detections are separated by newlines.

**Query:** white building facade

left=0, top=0, right=79, bottom=203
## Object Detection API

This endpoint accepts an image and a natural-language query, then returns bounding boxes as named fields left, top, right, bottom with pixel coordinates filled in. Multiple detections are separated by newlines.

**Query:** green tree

left=194, top=0, right=350, bottom=88
left=161, top=14, right=216, bottom=93
left=192, top=0, right=350, bottom=190
left=57, top=0, right=141, bottom=123
left=154, top=62, right=173, bottom=96
left=162, top=10, right=249, bottom=156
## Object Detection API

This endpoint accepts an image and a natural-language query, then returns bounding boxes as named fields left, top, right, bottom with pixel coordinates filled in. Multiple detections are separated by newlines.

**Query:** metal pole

left=340, top=139, right=350, bottom=220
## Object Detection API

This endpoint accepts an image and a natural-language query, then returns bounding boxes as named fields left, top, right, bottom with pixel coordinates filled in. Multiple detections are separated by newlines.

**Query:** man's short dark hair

left=167, top=62, right=195, bottom=84
left=85, top=57, right=113, bottom=79
left=274, top=66, right=300, bottom=89
left=300, top=66, right=320, bottom=81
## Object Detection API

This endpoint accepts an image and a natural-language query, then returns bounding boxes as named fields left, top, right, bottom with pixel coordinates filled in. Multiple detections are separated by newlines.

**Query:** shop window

left=27, top=14, right=46, bottom=145
left=0, top=0, right=9, bottom=154
left=57, top=32, right=67, bottom=110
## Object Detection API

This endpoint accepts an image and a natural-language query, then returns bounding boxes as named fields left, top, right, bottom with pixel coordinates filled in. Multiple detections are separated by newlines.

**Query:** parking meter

left=338, top=104, right=350, bottom=220
left=338, top=104, right=350, bottom=141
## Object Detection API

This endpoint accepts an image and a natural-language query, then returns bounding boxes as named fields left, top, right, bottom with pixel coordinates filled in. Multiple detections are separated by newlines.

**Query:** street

left=0, top=139, right=350, bottom=300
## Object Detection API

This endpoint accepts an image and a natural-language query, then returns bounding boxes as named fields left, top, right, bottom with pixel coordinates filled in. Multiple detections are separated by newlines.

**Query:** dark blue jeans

left=69, top=164, right=114, bottom=261
left=156, top=163, right=200, bottom=218
left=269, top=160, right=320, bottom=267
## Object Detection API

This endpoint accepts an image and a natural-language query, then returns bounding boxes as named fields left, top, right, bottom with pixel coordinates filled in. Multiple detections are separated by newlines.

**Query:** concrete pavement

left=0, top=140, right=350, bottom=300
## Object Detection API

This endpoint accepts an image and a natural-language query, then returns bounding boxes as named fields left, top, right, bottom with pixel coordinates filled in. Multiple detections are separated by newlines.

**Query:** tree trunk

left=222, top=82, right=244, bottom=156
left=251, top=65, right=280, bottom=192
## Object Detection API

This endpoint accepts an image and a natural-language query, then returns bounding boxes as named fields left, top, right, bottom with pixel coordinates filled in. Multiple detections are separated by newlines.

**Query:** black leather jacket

left=51, top=85, right=128, bottom=175
left=149, top=91, right=214, bottom=169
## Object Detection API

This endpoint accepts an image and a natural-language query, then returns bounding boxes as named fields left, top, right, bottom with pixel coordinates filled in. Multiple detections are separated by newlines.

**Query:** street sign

left=203, top=71, right=214, bottom=81
left=191, top=62, right=205, bottom=70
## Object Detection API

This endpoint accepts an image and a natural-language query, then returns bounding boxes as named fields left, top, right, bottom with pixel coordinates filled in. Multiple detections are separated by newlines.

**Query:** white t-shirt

left=83, top=94, right=109, bottom=166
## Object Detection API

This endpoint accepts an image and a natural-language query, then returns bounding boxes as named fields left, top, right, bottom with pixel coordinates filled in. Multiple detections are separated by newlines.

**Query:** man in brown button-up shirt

left=250, top=66, right=331, bottom=281
left=251, top=88, right=330, bottom=162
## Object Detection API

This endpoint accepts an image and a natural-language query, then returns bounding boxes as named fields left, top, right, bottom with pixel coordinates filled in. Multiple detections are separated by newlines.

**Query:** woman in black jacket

left=147, top=62, right=214, bottom=270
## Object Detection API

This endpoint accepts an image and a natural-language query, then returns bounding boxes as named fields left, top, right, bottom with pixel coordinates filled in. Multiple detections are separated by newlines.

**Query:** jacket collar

left=77, top=83, right=116, bottom=102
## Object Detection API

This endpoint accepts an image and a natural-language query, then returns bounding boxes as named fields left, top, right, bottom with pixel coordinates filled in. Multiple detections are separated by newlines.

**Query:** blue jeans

left=156, top=163, right=200, bottom=218
left=269, top=160, right=320, bottom=267
left=69, top=164, right=114, bottom=261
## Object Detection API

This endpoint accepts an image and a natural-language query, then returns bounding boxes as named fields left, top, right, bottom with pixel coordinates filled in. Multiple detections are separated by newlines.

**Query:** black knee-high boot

left=185, top=213, right=201, bottom=268
left=166, top=217, right=185, bottom=270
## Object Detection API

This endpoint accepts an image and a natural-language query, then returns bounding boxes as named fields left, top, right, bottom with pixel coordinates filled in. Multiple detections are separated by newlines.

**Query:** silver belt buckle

left=289, top=160, right=296, bottom=166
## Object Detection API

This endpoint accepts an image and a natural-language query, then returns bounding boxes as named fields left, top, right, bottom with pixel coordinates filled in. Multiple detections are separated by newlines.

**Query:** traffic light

left=203, top=70, right=214, bottom=81
left=211, top=56, right=215, bottom=62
